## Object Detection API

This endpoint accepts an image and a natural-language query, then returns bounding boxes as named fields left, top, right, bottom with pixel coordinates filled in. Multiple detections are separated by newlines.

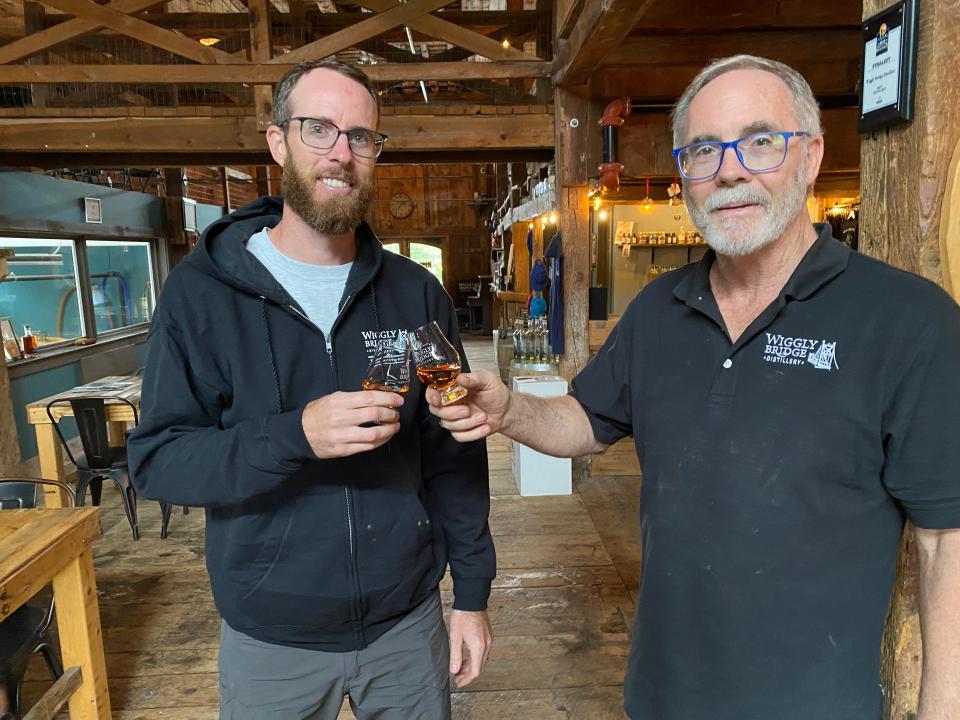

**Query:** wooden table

left=26, top=375, right=141, bottom=509
left=0, top=507, right=110, bottom=719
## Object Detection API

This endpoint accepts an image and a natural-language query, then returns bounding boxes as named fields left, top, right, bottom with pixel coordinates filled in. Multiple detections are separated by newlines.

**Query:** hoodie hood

left=184, top=195, right=384, bottom=304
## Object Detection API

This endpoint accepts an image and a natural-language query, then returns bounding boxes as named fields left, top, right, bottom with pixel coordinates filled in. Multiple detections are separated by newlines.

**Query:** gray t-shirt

left=246, top=227, right=352, bottom=338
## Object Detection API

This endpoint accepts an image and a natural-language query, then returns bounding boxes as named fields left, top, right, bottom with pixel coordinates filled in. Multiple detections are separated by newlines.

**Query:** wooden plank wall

left=371, top=164, right=492, bottom=301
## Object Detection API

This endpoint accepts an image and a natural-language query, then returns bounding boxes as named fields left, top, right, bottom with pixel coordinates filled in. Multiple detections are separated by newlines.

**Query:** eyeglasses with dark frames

left=672, top=131, right=810, bottom=181
left=280, top=117, right=388, bottom=159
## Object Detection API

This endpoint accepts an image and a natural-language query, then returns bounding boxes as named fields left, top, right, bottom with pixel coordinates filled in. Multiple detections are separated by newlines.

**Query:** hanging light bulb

left=593, top=195, right=602, bottom=211
left=642, top=178, right=653, bottom=212
left=598, top=209, right=608, bottom=221
left=549, top=212, right=557, bottom=224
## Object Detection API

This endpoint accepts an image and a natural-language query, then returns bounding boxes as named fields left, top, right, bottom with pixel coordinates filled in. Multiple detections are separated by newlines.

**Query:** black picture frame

left=858, top=0, right=919, bottom=133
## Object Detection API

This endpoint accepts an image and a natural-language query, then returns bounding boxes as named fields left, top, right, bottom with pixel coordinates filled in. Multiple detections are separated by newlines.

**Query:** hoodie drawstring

left=261, top=298, right=283, bottom=414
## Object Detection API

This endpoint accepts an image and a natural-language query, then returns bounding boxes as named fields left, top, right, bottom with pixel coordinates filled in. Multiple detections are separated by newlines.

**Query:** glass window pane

left=409, top=243, right=443, bottom=284
left=0, top=237, right=83, bottom=349
left=383, top=242, right=401, bottom=254
left=86, top=240, right=155, bottom=333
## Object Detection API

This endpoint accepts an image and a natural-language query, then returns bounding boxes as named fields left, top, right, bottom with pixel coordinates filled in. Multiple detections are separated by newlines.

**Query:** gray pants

left=219, top=593, right=451, bottom=720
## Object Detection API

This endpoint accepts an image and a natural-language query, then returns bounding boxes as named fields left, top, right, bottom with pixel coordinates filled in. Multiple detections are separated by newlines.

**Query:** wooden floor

left=22, top=338, right=642, bottom=719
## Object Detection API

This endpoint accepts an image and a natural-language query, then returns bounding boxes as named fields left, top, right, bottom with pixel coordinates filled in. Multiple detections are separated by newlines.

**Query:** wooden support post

left=0, top=362, right=20, bottom=476
left=248, top=0, right=273, bottom=131
left=555, top=86, right=594, bottom=486
left=859, top=1, right=960, bottom=717
left=23, top=1, right=49, bottom=108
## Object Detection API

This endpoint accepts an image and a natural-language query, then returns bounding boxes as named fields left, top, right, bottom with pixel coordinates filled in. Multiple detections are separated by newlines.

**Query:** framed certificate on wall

left=858, top=0, right=919, bottom=132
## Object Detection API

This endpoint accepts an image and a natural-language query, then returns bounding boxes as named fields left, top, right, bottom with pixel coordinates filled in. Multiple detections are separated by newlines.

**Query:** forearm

left=501, top=393, right=607, bottom=458
left=916, top=527, right=960, bottom=719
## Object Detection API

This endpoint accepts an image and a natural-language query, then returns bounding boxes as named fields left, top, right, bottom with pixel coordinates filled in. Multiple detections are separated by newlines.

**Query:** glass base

left=439, top=384, right=468, bottom=405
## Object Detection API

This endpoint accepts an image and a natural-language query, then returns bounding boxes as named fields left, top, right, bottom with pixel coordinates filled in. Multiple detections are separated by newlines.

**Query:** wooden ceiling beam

left=605, top=29, right=861, bottom=66
left=121, top=9, right=538, bottom=33
left=0, top=113, right=554, bottom=153
left=0, top=147, right=555, bottom=167
left=266, top=0, right=452, bottom=64
left=0, top=61, right=550, bottom=83
left=356, top=0, right=540, bottom=61
left=592, top=62, right=860, bottom=99
left=552, top=0, right=656, bottom=87
left=0, top=0, right=163, bottom=64
left=634, top=0, right=861, bottom=31
left=32, top=0, right=243, bottom=64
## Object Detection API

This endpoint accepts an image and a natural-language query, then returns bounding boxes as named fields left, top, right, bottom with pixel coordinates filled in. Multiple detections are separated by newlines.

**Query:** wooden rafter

left=357, top=0, right=540, bottom=61
left=552, top=0, right=656, bottom=86
left=0, top=61, right=550, bottom=83
left=31, top=0, right=246, bottom=65
left=0, top=0, right=163, bottom=64
left=0, top=112, right=555, bottom=153
left=267, top=0, right=453, bottom=65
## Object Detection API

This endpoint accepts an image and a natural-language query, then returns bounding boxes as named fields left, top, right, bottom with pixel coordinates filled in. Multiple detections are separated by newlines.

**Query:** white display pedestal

left=510, top=375, right=572, bottom=496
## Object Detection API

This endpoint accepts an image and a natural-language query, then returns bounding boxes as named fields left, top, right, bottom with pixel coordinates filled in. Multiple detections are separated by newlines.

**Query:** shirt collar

left=673, top=223, right=850, bottom=306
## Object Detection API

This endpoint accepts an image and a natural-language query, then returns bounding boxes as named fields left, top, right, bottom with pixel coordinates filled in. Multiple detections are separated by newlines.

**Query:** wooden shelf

left=615, top=242, right=708, bottom=249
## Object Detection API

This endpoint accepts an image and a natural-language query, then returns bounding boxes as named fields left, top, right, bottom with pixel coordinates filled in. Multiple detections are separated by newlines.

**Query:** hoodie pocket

left=234, top=485, right=356, bottom=631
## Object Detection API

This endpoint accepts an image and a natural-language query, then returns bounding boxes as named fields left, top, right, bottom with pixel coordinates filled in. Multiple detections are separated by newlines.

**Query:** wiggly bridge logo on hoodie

left=762, top=333, right=839, bottom=370
left=360, top=329, right=410, bottom=363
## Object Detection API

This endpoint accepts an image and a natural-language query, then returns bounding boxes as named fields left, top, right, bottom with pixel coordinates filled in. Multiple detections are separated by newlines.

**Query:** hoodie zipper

left=268, top=290, right=367, bottom=645
left=327, top=292, right=366, bottom=646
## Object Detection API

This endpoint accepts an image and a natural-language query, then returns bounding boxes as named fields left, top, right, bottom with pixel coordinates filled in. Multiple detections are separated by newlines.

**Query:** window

left=0, top=234, right=157, bottom=358
left=381, top=239, right=444, bottom=285
left=86, top=240, right=156, bottom=334
left=0, top=238, right=83, bottom=349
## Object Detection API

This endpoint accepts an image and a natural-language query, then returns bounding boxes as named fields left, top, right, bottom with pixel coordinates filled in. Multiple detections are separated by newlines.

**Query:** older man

left=429, top=55, right=960, bottom=720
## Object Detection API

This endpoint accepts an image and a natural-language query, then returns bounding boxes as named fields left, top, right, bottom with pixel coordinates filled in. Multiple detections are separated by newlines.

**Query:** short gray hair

left=273, top=60, right=380, bottom=127
left=671, top=55, right=822, bottom=148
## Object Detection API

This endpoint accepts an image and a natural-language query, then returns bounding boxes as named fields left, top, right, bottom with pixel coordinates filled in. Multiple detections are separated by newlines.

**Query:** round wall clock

left=388, top=192, right=415, bottom=219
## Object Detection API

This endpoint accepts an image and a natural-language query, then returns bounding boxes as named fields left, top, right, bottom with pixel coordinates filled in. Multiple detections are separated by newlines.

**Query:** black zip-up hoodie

left=128, top=196, right=495, bottom=651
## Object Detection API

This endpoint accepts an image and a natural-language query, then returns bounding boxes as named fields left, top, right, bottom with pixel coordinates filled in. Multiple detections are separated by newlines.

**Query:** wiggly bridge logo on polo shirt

left=763, top=333, right=839, bottom=370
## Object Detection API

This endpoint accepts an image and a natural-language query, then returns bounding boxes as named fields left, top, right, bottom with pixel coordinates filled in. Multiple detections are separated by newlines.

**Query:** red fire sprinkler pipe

left=598, top=96, right=632, bottom=193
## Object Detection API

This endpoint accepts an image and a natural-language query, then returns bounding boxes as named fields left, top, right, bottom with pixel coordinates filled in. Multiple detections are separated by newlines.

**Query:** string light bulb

left=549, top=212, right=557, bottom=224
left=641, top=177, right=653, bottom=212
left=593, top=195, right=602, bottom=211
left=598, top=209, right=608, bottom=221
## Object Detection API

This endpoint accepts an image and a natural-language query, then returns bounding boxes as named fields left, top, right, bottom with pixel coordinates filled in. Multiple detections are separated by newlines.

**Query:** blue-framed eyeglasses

left=280, top=117, right=388, bottom=159
left=672, top=131, right=810, bottom=181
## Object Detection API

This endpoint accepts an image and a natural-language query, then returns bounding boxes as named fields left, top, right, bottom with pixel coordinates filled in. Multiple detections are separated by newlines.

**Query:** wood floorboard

left=16, top=337, right=636, bottom=719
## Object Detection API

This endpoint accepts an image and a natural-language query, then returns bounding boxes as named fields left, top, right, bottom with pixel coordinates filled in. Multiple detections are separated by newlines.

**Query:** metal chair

left=0, top=478, right=73, bottom=720
left=45, top=396, right=172, bottom=540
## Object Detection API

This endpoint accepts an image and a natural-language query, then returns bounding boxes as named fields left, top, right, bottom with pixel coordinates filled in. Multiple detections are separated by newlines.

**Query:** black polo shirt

left=571, top=224, right=960, bottom=720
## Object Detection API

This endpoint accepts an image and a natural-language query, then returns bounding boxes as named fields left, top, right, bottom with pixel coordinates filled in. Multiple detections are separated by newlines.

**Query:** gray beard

left=282, top=155, right=373, bottom=236
left=685, top=164, right=809, bottom=258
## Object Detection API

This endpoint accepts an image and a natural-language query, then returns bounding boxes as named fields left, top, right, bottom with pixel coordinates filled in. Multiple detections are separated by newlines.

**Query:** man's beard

left=684, top=160, right=810, bottom=257
left=282, top=152, right=374, bottom=235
